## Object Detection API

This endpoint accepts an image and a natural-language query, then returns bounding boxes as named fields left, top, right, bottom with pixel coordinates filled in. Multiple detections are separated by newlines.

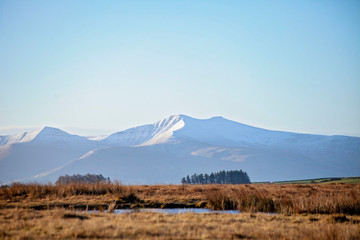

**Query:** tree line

left=181, top=170, right=250, bottom=185
left=56, top=174, right=110, bottom=185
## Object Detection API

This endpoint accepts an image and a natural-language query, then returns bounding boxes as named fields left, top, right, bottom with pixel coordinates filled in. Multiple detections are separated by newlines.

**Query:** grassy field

left=328, top=178, right=360, bottom=184
left=0, top=183, right=359, bottom=239
left=268, top=177, right=360, bottom=184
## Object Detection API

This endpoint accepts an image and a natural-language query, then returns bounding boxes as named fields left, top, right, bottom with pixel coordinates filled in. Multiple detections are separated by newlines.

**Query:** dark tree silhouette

left=204, top=174, right=209, bottom=184
left=181, top=170, right=250, bottom=184
left=209, top=173, right=215, bottom=184
left=186, top=175, right=191, bottom=184
left=181, top=177, right=187, bottom=184
left=56, top=174, right=110, bottom=185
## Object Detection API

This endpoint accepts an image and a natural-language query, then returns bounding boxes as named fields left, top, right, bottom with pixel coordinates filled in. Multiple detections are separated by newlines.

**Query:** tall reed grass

left=1, top=182, right=359, bottom=214
left=0, top=182, right=129, bottom=199
left=205, top=184, right=360, bottom=214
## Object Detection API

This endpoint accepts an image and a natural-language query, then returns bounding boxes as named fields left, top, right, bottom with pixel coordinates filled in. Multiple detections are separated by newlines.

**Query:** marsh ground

left=0, top=183, right=359, bottom=239
left=0, top=208, right=359, bottom=240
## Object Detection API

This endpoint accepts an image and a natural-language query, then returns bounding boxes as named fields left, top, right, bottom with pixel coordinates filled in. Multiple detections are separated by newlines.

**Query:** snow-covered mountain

left=0, top=126, right=91, bottom=145
left=0, top=115, right=359, bottom=185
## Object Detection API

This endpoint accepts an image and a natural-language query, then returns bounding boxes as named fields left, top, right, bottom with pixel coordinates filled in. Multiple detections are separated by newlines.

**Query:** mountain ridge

left=1, top=115, right=359, bottom=185
left=1, top=115, right=358, bottom=146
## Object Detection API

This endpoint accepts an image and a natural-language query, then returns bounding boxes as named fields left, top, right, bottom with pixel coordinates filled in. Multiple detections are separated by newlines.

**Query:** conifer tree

left=181, top=170, right=250, bottom=185
left=181, top=177, right=187, bottom=184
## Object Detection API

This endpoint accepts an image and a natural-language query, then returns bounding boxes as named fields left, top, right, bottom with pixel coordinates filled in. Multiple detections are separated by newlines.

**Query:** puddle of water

left=112, top=208, right=241, bottom=214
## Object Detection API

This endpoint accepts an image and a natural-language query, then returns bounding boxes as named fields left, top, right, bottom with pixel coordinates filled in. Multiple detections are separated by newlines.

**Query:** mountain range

left=0, top=114, right=359, bottom=185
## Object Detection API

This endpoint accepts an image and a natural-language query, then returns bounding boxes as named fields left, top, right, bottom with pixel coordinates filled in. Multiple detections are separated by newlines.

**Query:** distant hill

left=268, top=176, right=360, bottom=184
left=1, top=115, right=359, bottom=185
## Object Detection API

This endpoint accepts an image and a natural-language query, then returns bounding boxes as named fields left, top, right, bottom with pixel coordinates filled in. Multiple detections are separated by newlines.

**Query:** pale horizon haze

left=1, top=0, right=359, bottom=137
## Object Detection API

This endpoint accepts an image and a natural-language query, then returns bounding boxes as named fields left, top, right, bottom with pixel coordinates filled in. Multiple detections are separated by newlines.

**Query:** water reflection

left=113, top=208, right=241, bottom=214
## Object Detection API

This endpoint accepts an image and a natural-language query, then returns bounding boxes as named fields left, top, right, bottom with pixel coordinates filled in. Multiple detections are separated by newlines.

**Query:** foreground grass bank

left=1, top=183, right=359, bottom=215
left=0, top=208, right=359, bottom=240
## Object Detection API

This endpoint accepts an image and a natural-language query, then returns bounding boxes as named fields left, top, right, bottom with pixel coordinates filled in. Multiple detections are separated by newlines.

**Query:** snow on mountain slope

left=30, top=126, right=93, bottom=145
left=100, top=115, right=185, bottom=146
left=0, top=127, right=95, bottom=184
left=0, top=128, right=42, bottom=145
left=173, top=115, right=279, bottom=147
left=0, top=115, right=359, bottom=184
left=0, top=126, right=91, bottom=146
left=98, top=114, right=275, bottom=147
left=170, top=115, right=341, bottom=150
left=99, top=114, right=340, bottom=149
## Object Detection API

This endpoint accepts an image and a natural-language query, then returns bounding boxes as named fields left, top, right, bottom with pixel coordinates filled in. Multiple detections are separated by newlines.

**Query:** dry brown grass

left=0, top=208, right=359, bottom=240
left=205, top=184, right=360, bottom=214
left=0, top=182, right=128, bottom=199
left=0, top=184, right=359, bottom=239
left=1, top=183, right=359, bottom=214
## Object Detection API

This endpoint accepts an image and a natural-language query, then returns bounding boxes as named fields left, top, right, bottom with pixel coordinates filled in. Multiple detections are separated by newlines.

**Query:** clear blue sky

left=1, top=0, right=359, bottom=136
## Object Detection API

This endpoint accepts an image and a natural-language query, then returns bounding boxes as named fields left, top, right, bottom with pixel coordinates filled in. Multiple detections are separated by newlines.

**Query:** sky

left=0, top=0, right=359, bottom=137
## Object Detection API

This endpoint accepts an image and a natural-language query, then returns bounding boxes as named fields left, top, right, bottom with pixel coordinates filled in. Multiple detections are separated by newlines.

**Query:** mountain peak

left=165, top=114, right=189, bottom=121
left=20, top=126, right=90, bottom=145
left=102, top=114, right=187, bottom=146
left=28, top=126, right=72, bottom=143
left=37, top=126, right=65, bottom=134
left=0, top=126, right=68, bottom=145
